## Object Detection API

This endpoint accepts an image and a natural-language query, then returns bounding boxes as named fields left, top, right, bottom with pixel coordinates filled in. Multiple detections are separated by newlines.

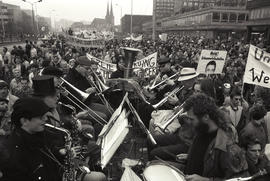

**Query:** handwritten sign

left=66, top=35, right=105, bottom=48
left=86, top=54, right=117, bottom=79
left=243, top=45, right=270, bottom=88
left=133, top=52, right=157, bottom=78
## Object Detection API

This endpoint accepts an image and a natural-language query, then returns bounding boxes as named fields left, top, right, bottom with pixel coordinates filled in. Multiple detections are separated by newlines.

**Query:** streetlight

left=22, top=0, right=42, bottom=36
left=0, top=0, right=5, bottom=38
left=115, top=3, right=122, bottom=25
left=50, top=10, right=56, bottom=32
left=130, top=0, right=133, bottom=35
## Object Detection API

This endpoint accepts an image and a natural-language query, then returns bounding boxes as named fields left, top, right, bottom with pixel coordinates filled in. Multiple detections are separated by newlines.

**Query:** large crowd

left=0, top=32, right=270, bottom=181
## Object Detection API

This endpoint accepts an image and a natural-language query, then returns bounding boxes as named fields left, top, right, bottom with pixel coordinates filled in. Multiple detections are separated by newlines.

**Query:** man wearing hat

left=0, top=97, right=107, bottom=181
left=167, top=67, right=199, bottom=106
left=32, top=75, right=61, bottom=126
left=65, top=56, right=110, bottom=122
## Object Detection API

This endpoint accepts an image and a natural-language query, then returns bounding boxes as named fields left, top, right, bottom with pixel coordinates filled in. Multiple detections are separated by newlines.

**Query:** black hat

left=11, top=97, right=50, bottom=127
left=32, top=75, right=56, bottom=96
left=158, top=55, right=170, bottom=65
left=42, top=66, right=63, bottom=77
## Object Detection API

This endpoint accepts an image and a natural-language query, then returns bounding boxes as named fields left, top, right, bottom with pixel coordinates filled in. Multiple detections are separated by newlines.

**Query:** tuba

left=122, top=47, right=142, bottom=78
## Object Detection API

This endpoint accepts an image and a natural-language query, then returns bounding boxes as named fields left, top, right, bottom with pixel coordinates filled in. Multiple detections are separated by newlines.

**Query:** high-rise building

left=155, top=0, right=175, bottom=18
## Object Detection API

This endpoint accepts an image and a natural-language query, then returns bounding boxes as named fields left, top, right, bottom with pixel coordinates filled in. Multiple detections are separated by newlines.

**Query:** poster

left=133, top=52, right=157, bottom=78
left=243, top=45, right=270, bottom=88
left=196, top=50, right=227, bottom=74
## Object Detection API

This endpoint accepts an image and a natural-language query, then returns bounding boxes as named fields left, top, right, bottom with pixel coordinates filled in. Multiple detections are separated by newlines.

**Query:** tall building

left=155, top=0, right=175, bottom=19
left=121, top=15, right=152, bottom=33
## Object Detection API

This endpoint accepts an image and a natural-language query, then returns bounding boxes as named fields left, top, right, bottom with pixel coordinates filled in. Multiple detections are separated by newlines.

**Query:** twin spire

left=105, top=0, right=114, bottom=26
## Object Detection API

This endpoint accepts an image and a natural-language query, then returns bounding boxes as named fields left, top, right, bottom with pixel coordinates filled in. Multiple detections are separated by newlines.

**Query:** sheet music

left=120, top=167, right=142, bottom=181
left=101, top=108, right=129, bottom=169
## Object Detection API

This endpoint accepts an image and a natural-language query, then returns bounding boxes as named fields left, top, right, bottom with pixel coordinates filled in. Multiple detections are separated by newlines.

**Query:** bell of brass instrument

left=152, top=86, right=184, bottom=109
left=156, top=102, right=185, bottom=132
left=122, top=47, right=142, bottom=78
left=60, top=78, right=90, bottom=101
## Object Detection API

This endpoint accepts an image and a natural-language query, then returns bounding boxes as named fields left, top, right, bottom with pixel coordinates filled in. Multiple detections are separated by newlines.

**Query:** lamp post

left=22, top=0, right=42, bottom=36
left=130, top=0, right=133, bottom=36
left=0, top=0, right=5, bottom=38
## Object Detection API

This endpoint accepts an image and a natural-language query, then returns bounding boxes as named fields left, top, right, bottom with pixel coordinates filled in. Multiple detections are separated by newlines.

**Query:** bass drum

left=143, top=161, right=186, bottom=181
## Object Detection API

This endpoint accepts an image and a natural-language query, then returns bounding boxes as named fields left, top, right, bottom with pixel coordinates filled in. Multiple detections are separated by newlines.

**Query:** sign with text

left=243, top=45, right=270, bottom=88
left=86, top=54, right=117, bottom=79
left=133, top=52, right=157, bottom=78
left=196, top=50, right=227, bottom=74
left=66, top=35, right=105, bottom=48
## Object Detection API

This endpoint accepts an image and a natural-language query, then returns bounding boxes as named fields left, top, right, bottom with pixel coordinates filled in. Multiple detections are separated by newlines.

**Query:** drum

left=143, top=161, right=186, bottom=181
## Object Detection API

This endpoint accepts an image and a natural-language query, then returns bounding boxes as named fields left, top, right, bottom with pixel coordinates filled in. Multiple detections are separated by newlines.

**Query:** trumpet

left=149, top=72, right=180, bottom=90
left=59, top=78, right=108, bottom=126
left=152, top=86, right=184, bottom=109
left=156, top=102, right=185, bottom=132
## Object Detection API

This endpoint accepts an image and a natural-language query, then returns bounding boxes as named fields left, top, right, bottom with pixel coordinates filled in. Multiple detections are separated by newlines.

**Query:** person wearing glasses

left=224, top=88, right=247, bottom=133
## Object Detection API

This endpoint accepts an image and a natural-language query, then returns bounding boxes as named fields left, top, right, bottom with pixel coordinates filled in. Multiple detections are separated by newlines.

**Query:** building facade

left=156, top=0, right=175, bottom=18
left=121, top=15, right=152, bottom=34
left=144, top=0, right=249, bottom=38
left=246, top=0, right=270, bottom=45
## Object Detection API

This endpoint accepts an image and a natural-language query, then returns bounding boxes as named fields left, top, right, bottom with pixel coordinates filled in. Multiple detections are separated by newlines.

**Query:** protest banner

left=243, top=45, right=270, bottom=88
left=86, top=53, right=117, bottom=79
left=133, top=52, right=157, bottom=78
left=196, top=49, right=227, bottom=74
left=65, top=35, right=105, bottom=48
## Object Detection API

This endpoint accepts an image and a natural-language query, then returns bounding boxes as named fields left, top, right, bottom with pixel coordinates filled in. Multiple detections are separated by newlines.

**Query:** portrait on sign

left=196, top=50, right=227, bottom=75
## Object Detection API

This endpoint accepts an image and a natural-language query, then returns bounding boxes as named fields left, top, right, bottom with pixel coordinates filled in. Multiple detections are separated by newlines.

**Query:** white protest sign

left=86, top=54, right=117, bottom=79
left=243, top=45, right=270, bottom=88
left=196, top=50, right=227, bottom=74
left=159, top=33, right=168, bottom=41
left=131, top=35, right=143, bottom=41
left=133, top=52, right=157, bottom=78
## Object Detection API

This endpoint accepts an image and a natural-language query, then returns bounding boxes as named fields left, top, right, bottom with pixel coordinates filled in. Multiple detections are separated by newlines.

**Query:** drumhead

left=143, top=162, right=186, bottom=181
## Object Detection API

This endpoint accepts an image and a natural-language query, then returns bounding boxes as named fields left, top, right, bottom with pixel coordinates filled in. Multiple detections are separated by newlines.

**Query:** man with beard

left=181, top=93, right=248, bottom=181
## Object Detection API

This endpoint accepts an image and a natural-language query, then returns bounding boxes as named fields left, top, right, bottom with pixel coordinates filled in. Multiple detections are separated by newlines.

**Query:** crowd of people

left=0, top=32, right=269, bottom=181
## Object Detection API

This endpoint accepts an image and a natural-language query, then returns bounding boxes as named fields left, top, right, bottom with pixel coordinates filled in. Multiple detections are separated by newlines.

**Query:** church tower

left=110, top=0, right=115, bottom=26
left=105, top=0, right=110, bottom=25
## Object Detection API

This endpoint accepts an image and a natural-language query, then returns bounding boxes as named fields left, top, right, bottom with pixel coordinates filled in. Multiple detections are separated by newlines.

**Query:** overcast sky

left=4, top=0, right=153, bottom=25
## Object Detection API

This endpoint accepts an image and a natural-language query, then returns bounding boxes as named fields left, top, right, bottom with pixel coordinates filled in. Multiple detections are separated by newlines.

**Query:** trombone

left=156, top=102, right=185, bottom=132
left=149, top=72, right=180, bottom=90
left=152, top=86, right=184, bottom=109
left=59, top=78, right=108, bottom=126
left=88, top=67, right=114, bottom=114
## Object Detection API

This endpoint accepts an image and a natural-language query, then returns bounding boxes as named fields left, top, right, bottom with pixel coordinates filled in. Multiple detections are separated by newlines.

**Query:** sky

left=4, top=0, right=153, bottom=25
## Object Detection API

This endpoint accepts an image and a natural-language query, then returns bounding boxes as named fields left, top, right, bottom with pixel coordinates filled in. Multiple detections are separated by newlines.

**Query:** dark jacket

left=201, top=129, right=248, bottom=180
left=0, top=128, right=63, bottom=181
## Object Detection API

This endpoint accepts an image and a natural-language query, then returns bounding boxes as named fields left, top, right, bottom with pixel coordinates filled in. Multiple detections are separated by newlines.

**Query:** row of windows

left=162, top=12, right=248, bottom=27
left=250, top=7, right=270, bottom=20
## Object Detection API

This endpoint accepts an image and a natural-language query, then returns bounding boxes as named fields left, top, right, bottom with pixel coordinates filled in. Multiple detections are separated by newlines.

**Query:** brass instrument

left=156, top=102, right=185, bottom=132
left=88, top=67, right=114, bottom=114
left=122, top=47, right=142, bottom=78
left=149, top=72, right=180, bottom=90
left=59, top=78, right=108, bottom=126
left=152, top=86, right=184, bottom=109
left=45, top=124, right=90, bottom=181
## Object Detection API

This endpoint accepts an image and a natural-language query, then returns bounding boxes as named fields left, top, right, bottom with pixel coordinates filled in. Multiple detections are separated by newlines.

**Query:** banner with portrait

left=196, top=50, right=227, bottom=74
left=243, top=45, right=270, bottom=88
left=133, top=52, right=157, bottom=78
